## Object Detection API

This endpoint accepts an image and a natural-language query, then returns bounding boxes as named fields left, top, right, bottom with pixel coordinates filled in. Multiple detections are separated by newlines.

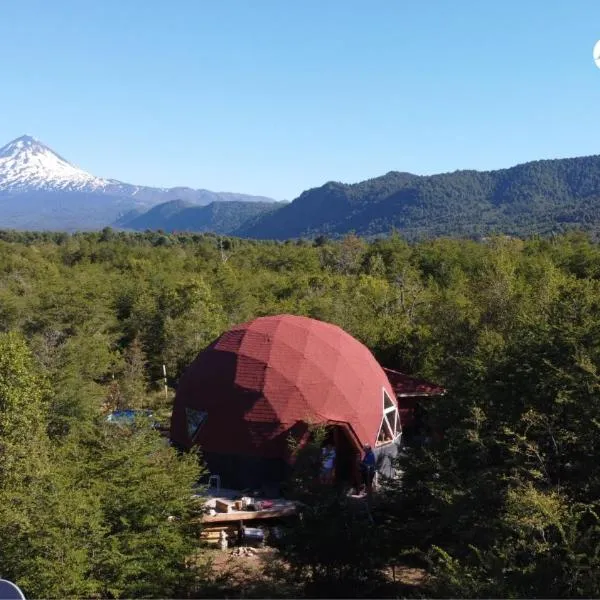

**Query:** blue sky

left=1, top=0, right=600, bottom=200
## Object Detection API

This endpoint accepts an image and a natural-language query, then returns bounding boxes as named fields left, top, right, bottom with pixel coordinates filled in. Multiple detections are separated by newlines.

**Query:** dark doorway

left=332, top=425, right=360, bottom=488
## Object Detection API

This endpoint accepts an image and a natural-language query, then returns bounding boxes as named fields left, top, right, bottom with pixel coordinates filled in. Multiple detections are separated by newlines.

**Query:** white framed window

left=376, top=389, right=401, bottom=446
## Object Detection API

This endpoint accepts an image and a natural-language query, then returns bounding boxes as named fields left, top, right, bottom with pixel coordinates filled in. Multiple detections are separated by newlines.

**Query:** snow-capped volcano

left=0, top=135, right=111, bottom=192
left=0, top=135, right=277, bottom=231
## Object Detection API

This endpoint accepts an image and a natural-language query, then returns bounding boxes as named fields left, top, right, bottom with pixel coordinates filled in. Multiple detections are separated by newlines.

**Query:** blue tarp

left=106, top=409, right=153, bottom=424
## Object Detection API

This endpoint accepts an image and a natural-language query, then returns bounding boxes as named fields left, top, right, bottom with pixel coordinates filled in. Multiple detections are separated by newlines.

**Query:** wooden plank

left=200, top=505, right=297, bottom=523
left=202, top=525, right=237, bottom=532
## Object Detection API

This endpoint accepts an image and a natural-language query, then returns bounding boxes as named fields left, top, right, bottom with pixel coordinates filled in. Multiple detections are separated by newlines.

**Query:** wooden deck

left=195, top=486, right=298, bottom=524
left=201, top=504, right=297, bottom=523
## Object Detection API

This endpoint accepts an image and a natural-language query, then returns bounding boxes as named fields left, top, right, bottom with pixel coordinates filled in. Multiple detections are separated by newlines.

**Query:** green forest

left=239, top=154, right=600, bottom=240
left=116, top=199, right=280, bottom=235
left=2, top=227, right=600, bottom=598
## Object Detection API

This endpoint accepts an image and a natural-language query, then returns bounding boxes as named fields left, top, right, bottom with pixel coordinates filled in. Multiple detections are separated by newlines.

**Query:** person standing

left=361, top=444, right=376, bottom=497
left=320, top=443, right=336, bottom=483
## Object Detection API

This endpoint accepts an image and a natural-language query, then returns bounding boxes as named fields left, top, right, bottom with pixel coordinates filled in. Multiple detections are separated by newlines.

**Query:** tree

left=76, top=420, right=206, bottom=598
left=0, top=332, right=70, bottom=596
left=383, top=273, right=600, bottom=598
left=277, top=426, right=389, bottom=598
left=119, top=336, right=148, bottom=408
left=0, top=331, right=49, bottom=485
left=162, top=278, right=226, bottom=383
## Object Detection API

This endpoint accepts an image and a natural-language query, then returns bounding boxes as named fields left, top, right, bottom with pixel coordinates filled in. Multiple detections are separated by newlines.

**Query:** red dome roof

left=170, top=314, right=397, bottom=460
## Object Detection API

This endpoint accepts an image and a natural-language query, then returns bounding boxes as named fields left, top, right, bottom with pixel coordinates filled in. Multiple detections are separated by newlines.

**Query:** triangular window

left=185, top=407, right=208, bottom=441
left=384, top=393, right=395, bottom=410
left=376, top=390, right=401, bottom=446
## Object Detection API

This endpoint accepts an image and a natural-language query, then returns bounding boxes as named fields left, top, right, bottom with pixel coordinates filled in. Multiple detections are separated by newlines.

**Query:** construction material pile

left=231, top=546, right=258, bottom=557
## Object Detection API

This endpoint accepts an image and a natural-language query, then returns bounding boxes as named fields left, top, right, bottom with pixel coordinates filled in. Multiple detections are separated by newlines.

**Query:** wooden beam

left=199, top=505, right=297, bottom=523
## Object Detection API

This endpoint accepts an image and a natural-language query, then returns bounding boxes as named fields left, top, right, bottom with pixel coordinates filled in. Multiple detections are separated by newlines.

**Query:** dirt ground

left=196, top=544, right=427, bottom=598
left=195, top=546, right=293, bottom=598
left=385, top=564, right=427, bottom=587
left=209, top=545, right=278, bottom=579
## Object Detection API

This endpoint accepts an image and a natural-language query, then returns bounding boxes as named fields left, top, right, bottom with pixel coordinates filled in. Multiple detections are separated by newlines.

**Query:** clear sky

left=1, top=0, right=600, bottom=200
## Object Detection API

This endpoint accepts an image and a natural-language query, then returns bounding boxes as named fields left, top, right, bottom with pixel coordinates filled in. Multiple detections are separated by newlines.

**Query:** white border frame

left=376, top=388, right=401, bottom=447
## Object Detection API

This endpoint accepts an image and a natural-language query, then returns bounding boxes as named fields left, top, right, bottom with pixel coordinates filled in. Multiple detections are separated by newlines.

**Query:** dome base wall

left=202, top=451, right=291, bottom=493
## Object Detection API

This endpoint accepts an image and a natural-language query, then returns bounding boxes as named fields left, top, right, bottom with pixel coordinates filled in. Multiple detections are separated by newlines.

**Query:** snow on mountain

left=0, top=135, right=111, bottom=192
left=0, top=135, right=277, bottom=231
left=0, top=135, right=276, bottom=205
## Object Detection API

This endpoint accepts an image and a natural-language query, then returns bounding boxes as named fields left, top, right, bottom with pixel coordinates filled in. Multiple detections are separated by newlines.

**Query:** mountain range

left=114, top=199, right=280, bottom=234
left=237, top=157, right=600, bottom=240
left=0, top=135, right=276, bottom=231
left=2, top=135, right=600, bottom=239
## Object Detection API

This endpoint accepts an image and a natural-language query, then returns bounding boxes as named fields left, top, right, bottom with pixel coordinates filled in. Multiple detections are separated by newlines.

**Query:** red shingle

left=171, top=314, right=398, bottom=460
left=383, top=368, right=446, bottom=397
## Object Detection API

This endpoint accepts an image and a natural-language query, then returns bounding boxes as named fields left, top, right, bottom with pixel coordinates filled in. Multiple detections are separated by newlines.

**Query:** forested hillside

left=115, top=199, right=280, bottom=234
left=2, top=228, right=600, bottom=597
left=239, top=155, right=600, bottom=239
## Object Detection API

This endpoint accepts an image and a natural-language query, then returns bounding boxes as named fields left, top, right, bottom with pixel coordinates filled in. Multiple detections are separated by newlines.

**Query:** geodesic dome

left=170, top=314, right=400, bottom=488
